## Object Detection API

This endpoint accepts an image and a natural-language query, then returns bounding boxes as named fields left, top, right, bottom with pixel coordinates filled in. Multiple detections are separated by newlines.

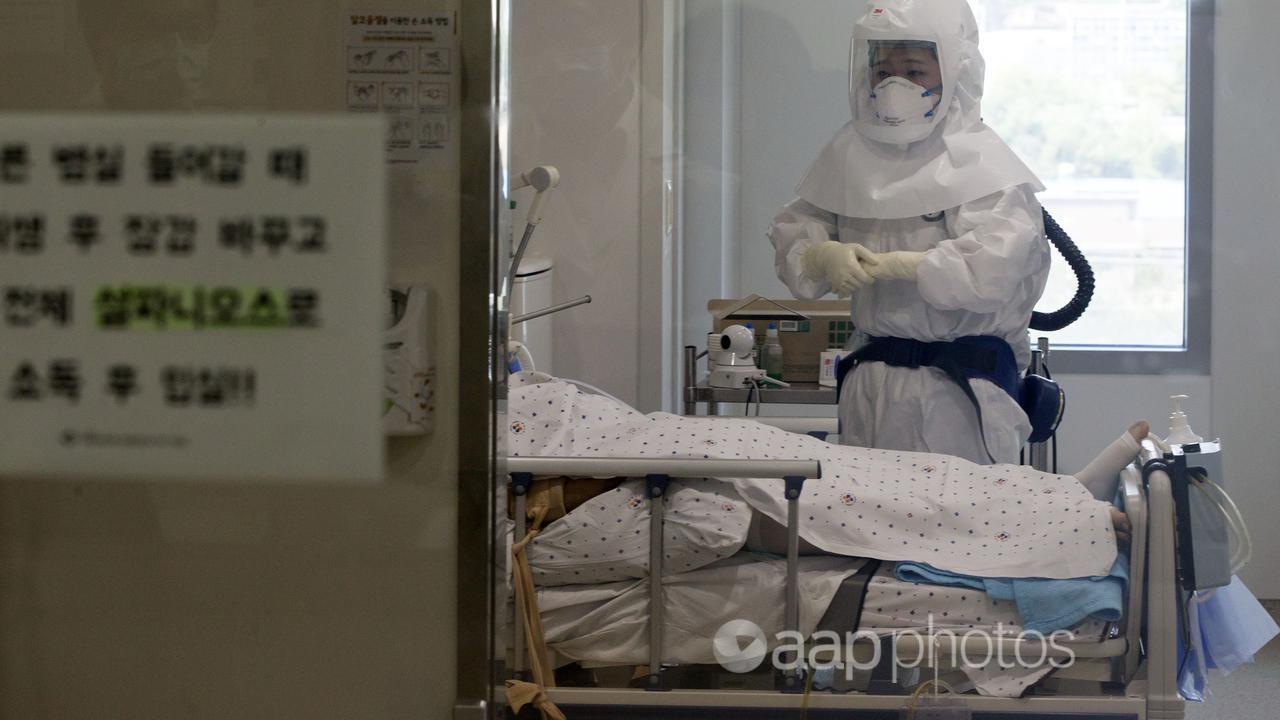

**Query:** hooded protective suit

left=768, top=0, right=1050, bottom=464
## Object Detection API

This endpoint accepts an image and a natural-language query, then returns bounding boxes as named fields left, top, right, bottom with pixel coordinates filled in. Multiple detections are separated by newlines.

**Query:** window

left=678, top=0, right=1210, bottom=378
left=972, top=0, right=1197, bottom=360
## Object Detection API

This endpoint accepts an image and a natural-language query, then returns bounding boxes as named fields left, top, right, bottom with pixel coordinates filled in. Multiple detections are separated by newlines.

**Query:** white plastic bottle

left=743, top=322, right=758, bottom=360
left=764, top=323, right=784, bottom=381
left=1166, top=394, right=1203, bottom=446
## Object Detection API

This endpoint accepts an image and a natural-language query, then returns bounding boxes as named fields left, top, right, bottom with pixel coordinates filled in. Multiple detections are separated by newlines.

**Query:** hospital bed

left=504, top=438, right=1183, bottom=719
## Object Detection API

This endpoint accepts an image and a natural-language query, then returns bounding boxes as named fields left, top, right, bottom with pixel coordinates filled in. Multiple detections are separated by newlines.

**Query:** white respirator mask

left=869, top=77, right=940, bottom=127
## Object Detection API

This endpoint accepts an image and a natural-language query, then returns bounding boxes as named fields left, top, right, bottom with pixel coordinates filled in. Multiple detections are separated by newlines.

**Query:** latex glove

left=801, top=241, right=877, bottom=298
left=866, top=250, right=925, bottom=281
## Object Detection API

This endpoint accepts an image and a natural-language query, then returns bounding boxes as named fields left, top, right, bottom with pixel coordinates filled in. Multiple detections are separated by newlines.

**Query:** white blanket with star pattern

left=509, top=372, right=1117, bottom=581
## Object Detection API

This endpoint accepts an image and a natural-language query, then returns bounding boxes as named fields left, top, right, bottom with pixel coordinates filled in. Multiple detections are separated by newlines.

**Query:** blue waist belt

left=835, top=336, right=1020, bottom=463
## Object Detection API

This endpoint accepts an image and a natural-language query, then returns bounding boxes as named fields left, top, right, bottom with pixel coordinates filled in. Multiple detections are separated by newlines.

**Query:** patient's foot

left=1129, top=420, right=1149, bottom=442
left=1074, top=420, right=1150, bottom=502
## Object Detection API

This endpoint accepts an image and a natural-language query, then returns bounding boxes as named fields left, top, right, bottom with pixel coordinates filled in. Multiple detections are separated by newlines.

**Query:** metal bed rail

left=1137, top=440, right=1185, bottom=719
left=1119, top=458, right=1150, bottom=685
left=507, top=456, right=822, bottom=692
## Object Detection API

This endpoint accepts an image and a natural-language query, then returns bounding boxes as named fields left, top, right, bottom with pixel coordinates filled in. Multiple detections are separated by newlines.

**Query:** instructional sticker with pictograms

left=346, top=11, right=457, bottom=163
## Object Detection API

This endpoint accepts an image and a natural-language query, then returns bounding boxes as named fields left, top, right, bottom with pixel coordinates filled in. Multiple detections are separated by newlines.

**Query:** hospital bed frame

left=505, top=439, right=1183, bottom=719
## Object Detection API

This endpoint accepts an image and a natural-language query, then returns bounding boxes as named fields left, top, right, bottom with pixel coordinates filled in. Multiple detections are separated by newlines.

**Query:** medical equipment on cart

left=707, top=324, right=789, bottom=389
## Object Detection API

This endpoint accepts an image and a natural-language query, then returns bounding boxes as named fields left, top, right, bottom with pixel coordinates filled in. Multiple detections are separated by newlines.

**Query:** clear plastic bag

left=1199, top=576, right=1280, bottom=674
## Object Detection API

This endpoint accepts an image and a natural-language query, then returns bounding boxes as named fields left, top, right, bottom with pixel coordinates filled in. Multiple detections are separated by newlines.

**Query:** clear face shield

left=850, top=38, right=945, bottom=142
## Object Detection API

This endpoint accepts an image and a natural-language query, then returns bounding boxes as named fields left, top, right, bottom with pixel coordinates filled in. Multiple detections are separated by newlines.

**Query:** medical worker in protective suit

left=769, top=0, right=1048, bottom=465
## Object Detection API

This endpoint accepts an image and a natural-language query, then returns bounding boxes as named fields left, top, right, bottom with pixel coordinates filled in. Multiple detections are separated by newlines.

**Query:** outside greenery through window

left=974, top=0, right=1188, bottom=349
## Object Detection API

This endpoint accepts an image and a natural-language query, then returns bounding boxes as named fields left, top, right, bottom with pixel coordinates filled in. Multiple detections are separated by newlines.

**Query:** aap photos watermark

left=712, top=615, right=1078, bottom=682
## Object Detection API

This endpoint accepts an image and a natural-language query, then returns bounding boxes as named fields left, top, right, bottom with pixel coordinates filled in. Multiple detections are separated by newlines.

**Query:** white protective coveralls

left=768, top=0, right=1050, bottom=464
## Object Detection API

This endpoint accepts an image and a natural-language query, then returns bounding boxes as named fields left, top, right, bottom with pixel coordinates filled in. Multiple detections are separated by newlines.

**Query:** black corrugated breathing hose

left=1030, top=209, right=1095, bottom=332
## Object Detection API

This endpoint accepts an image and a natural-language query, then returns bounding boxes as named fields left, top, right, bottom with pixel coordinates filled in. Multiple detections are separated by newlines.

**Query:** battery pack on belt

left=835, top=336, right=1019, bottom=464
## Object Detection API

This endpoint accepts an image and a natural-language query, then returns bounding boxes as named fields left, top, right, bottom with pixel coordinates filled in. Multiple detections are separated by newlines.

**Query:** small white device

left=708, top=324, right=768, bottom=388
left=384, top=285, right=435, bottom=435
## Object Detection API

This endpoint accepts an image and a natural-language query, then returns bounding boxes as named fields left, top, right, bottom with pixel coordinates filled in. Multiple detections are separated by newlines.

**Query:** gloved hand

left=866, top=250, right=925, bottom=281
left=801, top=241, right=877, bottom=298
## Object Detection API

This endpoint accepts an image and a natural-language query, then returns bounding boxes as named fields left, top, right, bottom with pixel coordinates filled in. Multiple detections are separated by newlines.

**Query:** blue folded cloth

left=894, top=553, right=1128, bottom=635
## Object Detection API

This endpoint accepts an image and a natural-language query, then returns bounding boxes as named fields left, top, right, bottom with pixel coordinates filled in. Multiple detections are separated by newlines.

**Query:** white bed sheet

left=539, top=554, right=863, bottom=668
left=510, top=373, right=1119, bottom=580
left=536, top=554, right=1109, bottom=697
left=526, top=478, right=751, bottom=587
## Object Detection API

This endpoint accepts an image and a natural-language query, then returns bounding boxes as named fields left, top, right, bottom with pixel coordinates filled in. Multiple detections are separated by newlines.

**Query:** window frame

left=1044, top=0, right=1212, bottom=375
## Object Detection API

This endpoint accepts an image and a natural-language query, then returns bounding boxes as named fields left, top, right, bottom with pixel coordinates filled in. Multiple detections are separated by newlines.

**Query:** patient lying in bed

left=510, top=371, right=1144, bottom=588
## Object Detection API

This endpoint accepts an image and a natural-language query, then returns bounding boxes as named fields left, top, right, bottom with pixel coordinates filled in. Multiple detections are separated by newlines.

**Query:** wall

left=1052, top=374, right=1212, bottom=476
left=0, top=1, right=460, bottom=717
left=1210, top=0, right=1280, bottom=598
left=507, top=0, right=649, bottom=407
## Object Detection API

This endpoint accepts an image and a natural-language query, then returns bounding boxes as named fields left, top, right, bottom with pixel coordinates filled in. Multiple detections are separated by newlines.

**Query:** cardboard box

left=708, top=296, right=855, bottom=383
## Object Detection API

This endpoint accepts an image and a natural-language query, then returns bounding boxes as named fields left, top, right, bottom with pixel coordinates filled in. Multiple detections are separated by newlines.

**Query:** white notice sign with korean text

left=0, top=114, right=386, bottom=482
